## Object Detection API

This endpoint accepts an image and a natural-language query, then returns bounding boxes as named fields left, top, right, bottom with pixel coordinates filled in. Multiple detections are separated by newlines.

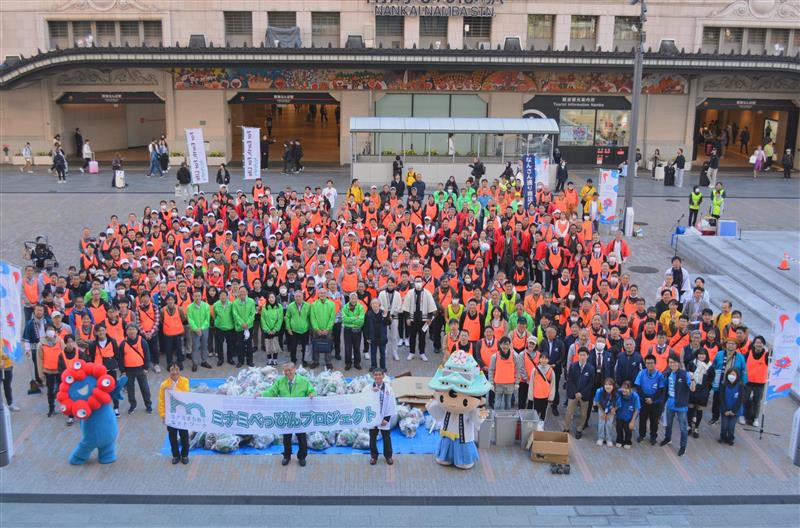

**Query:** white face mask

left=279, top=287, right=287, bottom=295
left=568, top=294, right=576, bottom=301
left=46, top=330, right=56, bottom=339
left=731, top=318, right=741, bottom=325
left=414, top=282, right=423, bottom=291
left=596, top=342, right=606, bottom=351
left=727, top=374, right=737, bottom=383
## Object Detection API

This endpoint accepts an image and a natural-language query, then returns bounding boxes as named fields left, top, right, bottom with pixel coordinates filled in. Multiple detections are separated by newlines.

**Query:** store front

left=523, top=95, right=631, bottom=166
left=694, top=98, right=799, bottom=167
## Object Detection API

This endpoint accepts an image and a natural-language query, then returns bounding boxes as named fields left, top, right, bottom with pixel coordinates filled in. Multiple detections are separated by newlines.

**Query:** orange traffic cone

left=778, top=252, right=790, bottom=271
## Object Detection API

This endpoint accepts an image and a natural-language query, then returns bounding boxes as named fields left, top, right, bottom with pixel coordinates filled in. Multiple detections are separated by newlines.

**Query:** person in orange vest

left=88, top=324, right=122, bottom=416
left=21, top=265, right=43, bottom=322
left=743, top=335, right=769, bottom=427
left=36, top=324, right=65, bottom=416
left=527, top=352, right=556, bottom=430
left=487, top=336, right=522, bottom=410
left=120, top=324, right=152, bottom=414
left=161, top=294, right=187, bottom=369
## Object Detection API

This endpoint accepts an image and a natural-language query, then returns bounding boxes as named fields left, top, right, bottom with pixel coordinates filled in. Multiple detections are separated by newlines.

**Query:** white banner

left=767, top=308, right=800, bottom=401
left=534, top=156, right=549, bottom=188
left=597, top=168, right=620, bottom=225
left=0, top=261, right=23, bottom=362
left=185, top=128, right=208, bottom=184
left=165, top=389, right=382, bottom=435
left=242, top=127, right=261, bottom=180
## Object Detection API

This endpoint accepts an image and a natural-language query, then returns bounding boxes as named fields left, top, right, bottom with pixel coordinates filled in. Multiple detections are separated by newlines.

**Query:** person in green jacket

left=710, top=181, right=725, bottom=220
left=212, top=289, right=235, bottom=366
left=260, top=292, right=284, bottom=366
left=261, top=362, right=315, bottom=467
left=342, top=292, right=366, bottom=370
left=688, top=185, right=703, bottom=227
left=186, top=289, right=212, bottom=372
left=285, top=290, right=311, bottom=365
left=232, top=285, right=256, bottom=368
left=309, top=289, right=337, bottom=369
left=508, top=305, right=535, bottom=335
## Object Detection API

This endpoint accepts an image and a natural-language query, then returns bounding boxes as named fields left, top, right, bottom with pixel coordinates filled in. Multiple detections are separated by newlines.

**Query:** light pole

left=623, top=0, right=646, bottom=234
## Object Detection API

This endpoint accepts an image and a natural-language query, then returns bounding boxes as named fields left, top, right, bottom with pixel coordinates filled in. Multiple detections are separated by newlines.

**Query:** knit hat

left=428, top=351, right=491, bottom=397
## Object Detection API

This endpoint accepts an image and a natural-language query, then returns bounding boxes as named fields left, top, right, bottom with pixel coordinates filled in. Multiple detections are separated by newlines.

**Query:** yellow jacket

left=0, top=349, right=11, bottom=369
left=405, top=170, right=417, bottom=187
left=158, top=375, right=190, bottom=419
left=579, top=184, right=597, bottom=202
left=347, top=184, right=364, bottom=204
left=583, top=198, right=603, bottom=215
left=659, top=310, right=682, bottom=337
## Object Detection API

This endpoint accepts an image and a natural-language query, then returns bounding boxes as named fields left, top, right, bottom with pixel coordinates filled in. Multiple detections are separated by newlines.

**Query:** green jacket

left=341, top=302, right=366, bottom=329
left=212, top=300, right=235, bottom=331
left=285, top=301, right=311, bottom=334
left=310, top=299, right=336, bottom=332
left=262, top=374, right=316, bottom=398
left=689, top=191, right=703, bottom=211
left=260, top=303, right=284, bottom=334
left=711, top=189, right=725, bottom=216
left=231, top=296, right=256, bottom=331
left=508, top=312, right=534, bottom=334
left=186, top=301, right=211, bottom=331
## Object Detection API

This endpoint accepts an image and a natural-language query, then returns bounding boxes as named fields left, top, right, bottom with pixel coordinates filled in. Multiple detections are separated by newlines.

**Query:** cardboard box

left=391, top=376, right=434, bottom=400
left=530, top=431, right=570, bottom=465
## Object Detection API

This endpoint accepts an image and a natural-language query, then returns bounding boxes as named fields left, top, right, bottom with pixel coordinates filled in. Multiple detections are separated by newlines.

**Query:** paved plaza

left=1, top=164, right=799, bottom=527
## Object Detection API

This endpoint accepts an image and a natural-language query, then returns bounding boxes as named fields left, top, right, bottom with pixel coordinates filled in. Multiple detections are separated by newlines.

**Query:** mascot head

left=56, top=360, right=115, bottom=420
left=428, top=351, right=492, bottom=413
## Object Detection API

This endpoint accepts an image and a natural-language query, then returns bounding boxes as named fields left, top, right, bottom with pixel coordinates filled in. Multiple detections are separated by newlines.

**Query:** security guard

left=688, top=186, right=703, bottom=227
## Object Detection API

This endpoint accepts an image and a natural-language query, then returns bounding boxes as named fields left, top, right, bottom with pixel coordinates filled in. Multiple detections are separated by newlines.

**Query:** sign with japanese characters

left=165, top=389, right=382, bottom=434
left=767, top=309, right=800, bottom=401
left=521, top=154, right=536, bottom=208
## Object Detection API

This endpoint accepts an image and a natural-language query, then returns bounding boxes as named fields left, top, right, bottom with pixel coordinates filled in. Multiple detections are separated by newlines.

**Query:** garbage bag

left=308, top=431, right=331, bottom=451
left=352, top=430, right=371, bottom=450
left=399, top=417, right=419, bottom=438
left=335, top=429, right=360, bottom=447
left=210, top=434, right=240, bottom=453
left=252, top=434, right=279, bottom=449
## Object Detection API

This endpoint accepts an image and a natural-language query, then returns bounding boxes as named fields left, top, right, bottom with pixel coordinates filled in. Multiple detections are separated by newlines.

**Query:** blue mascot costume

left=56, top=359, right=127, bottom=465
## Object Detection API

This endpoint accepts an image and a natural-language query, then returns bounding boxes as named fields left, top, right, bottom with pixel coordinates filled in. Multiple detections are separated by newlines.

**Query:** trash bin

left=494, top=410, right=519, bottom=447
left=477, top=410, right=493, bottom=449
left=519, top=409, right=539, bottom=450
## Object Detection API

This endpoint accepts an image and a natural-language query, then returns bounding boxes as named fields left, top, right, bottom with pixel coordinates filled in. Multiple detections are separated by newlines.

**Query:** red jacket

left=605, top=239, right=631, bottom=260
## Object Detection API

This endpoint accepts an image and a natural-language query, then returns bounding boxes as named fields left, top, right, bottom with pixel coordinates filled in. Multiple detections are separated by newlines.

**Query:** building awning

left=228, top=92, right=337, bottom=105
left=56, top=91, right=163, bottom=104
left=700, top=98, right=797, bottom=111
left=349, top=117, right=560, bottom=135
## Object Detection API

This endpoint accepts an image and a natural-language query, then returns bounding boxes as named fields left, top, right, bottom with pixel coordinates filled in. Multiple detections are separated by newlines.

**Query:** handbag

left=748, top=154, right=756, bottom=164
left=312, top=337, right=332, bottom=355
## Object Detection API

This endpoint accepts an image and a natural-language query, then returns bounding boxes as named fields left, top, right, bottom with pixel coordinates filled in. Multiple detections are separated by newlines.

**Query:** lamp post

left=623, top=0, right=647, bottom=234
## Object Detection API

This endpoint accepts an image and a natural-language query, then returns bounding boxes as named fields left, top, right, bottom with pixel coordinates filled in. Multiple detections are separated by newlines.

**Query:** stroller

left=23, top=236, right=58, bottom=271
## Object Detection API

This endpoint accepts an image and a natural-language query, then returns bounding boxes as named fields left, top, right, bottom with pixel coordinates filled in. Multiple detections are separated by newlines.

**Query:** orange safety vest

left=523, top=351, right=538, bottom=382
left=648, top=345, right=671, bottom=372
left=511, top=330, right=528, bottom=352
left=22, top=279, right=39, bottom=305
left=94, top=340, right=116, bottom=364
left=121, top=337, right=145, bottom=368
left=705, top=343, right=720, bottom=363
left=479, top=338, right=498, bottom=370
left=88, top=302, right=107, bottom=325
left=533, top=366, right=554, bottom=400
left=668, top=331, right=690, bottom=352
left=639, top=332, right=658, bottom=358
left=162, top=307, right=184, bottom=336
left=341, top=270, right=359, bottom=293
left=462, top=311, right=482, bottom=342
left=105, top=318, right=125, bottom=344
left=746, top=350, right=768, bottom=384
left=138, top=304, right=157, bottom=333
left=493, top=352, right=516, bottom=384
left=41, top=342, right=65, bottom=371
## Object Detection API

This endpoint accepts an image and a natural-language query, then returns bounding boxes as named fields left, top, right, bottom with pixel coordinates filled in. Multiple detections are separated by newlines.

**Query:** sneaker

left=145, top=408, right=153, bottom=414
left=153, top=365, right=162, bottom=374
left=392, top=352, right=399, bottom=361
left=636, top=435, right=644, bottom=443
left=615, top=442, right=622, bottom=448
left=692, top=429, right=699, bottom=439
left=8, top=404, right=20, bottom=412
left=606, top=440, right=614, bottom=447
left=420, top=354, right=429, bottom=362
left=677, top=446, right=686, bottom=456
left=623, top=444, right=631, bottom=450
left=649, top=438, right=657, bottom=446
left=659, top=439, right=671, bottom=447
left=406, top=353, right=414, bottom=361
left=79, top=168, right=84, bottom=173
left=738, top=416, right=745, bottom=425
left=596, top=439, right=603, bottom=446
left=201, top=362, right=212, bottom=369
left=575, top=430, right=582, bottom=440
left=708, top=418, right=718, bottom=425
left=66, top=417, right=74, bottom=426
left=364, top=352, right=370, bottom=360
left=753, top=419, right=760, bottom=427
left=114, top=409, right=120, bottom=417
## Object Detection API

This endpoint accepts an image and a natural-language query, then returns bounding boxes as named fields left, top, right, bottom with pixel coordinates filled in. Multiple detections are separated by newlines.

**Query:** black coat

left=687, top=359, right=713, bottom=407
left=364, top=309, right=391, bottom=345
left=566, top=361, right=594, bottom=400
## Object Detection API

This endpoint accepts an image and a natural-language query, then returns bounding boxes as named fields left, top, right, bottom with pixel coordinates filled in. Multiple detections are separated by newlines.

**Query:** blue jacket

left=363, top=309, right=391, bottom=345
left=711, top=350, right=748, bottom=388
left=566, top=361, right=594, bottom=400
left=720, top=382, right=745, bottom=416
left=541, top=338, right=566, bottom=369
left=615, top=392, right=641, bottom=422
left=22, top=315, right=53, bottom=347
left=634, top=368, right=667, bottom=404
left=615, top=352, right=643, bottom=385
left=666, top=368, right=692, bottom=411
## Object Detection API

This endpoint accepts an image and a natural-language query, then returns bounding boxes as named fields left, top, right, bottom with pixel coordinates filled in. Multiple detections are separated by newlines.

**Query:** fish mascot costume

left=427, top=351, right=491, bottom=469
left=56, top=359, right=127, bottom=465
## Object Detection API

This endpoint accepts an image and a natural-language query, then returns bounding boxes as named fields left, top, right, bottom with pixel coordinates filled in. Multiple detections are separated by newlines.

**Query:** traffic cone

left=778, top=252, right=790, bottom=271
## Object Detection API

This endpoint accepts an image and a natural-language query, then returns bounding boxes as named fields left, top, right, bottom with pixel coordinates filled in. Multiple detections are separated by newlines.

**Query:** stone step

left=730, top=236, right=800, bottom=288
left=702, top=275, right=773, bottom=339
left=713, top=238, right=799, bottom=304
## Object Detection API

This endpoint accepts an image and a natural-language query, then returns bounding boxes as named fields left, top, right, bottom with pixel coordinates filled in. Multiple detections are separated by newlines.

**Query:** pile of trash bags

left=186, top=367, right=426, bottom=454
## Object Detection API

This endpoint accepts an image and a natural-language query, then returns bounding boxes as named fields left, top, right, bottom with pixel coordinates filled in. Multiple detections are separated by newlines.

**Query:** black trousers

left=518, top=382, right=529, bottom=410
left=711, top=390, right=722, bottom=421
left=167, top=426, right=189, bottom=458
left=408, top=321, right=427, bottom=356
left=287, top=331, right=309, bottom=364
left=688, top=208, right=699, bottom=227
left=214, top=329, right=235, bottom=363
left=283, top=432, right=307, bottom=460
left=551, top=366, right=562, bottom=407
left=533, top=397, right=549, bottom=420
left=125, top=370, right=152, bottom=410
left=163, top=334, right=184, bottom=366
left=369, top=428, right=392, bottom=460
left=45, top=372, right=59, bottom=412
left=0, top=368, right=13, bottom=405
left=639, top=400, right=661, bottom=440
left=236, top=331, right=253, bottom=364
left=143, top=334, right=159, bottom=366
left=430, top=314, right=445, bottom=351
left=332, top=322, right=342, bottom=359
left=616, top=419, right=633, bottom=446
left=343, top=328, right=362, bottom=367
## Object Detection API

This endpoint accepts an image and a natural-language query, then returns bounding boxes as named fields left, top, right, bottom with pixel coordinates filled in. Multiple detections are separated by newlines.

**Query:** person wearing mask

left=377, top=278, right=403, bottom=362
left=586, top=335, right=614, bottom=428
left=120, top=324, right=152, bottom=414
left=710, top=182, right=725, bottom=220
left=364, top=298, right=391, bottom=372
left=36, top=324, right=65, bottom=416
left=342, top=292, right=366, bottom=371
left=488, top=337, right=521, bottom=410
left=709, top=338, right=748, bottom=425
left=540, top=326, right=565, bottom=416
left=260, top=292, right=284, bottom=367
left=158, top=362, right=190, bottom=465
left=719, top=368, right=745, bottom=446
left=688, top=186, right=703, bottom=227
left=367, top=369, right=396, bottom=465
left=564, top=348, right=593, bottom=439
left=186, top=289, right=212, bottom=372
left=593, top=378, right=617, bottom=447
left=660, top=353, right=696, bottom=456
left=285, top=290, right=311, bottom=366
left=88, top=324, right=121, bottom=415
left=401, top=277, right=436, bottom=362
left=309, top=289, right=336, bottom=370
left=743, top=336, right=769, bottom=427
left=212, top=290, right=235, bottom=367
left=686, top=348, right=713, bottom=438
left=614, top=381, right=640, bottom=449
left=215, top=163, right=230, bottom=185
left=261, top=362, right=316, bottom=466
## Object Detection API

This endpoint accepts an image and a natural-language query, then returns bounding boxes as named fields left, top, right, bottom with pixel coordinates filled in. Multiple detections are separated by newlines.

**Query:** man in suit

left=585, top=335, right=614, bottom=429
left=541, top=325, right=566, bottom=416
left=564, top=347, right=594, bottom=439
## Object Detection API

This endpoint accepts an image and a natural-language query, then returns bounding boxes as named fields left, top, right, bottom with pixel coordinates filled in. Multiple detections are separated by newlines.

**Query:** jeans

left=283, top=432, right=307, bottom=460
left=148, top=157, right=162, bottom=177
left=125, top=370, right=152, bottom=410
left=369, top=428, right=392, bottom=460
left=597, top=413, right=614, bottom=442
left=664, top=408, right=688, bottom=449
left=493, top=384, right=514, bottom=410
left=388, top=318, right=399, bottom=356
left=167, top=426, right=189, bottom=458
left=191, top=329, right=209, bottom=365
left=720, top=415, right=737, bottom=442
left=370, top=342, right=386, bottom=371
left=343, top=328, right=362, bottom=367
left=675, top=168, right=684, bottom=187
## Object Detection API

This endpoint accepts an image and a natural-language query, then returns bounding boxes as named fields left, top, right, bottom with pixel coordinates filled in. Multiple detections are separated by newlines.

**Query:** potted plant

left=207, top=151, right=226, bottom=165
left=169, top=151, right=185, bottom=166
left=2, top=144, right=9, bottom=163
left=33, top=151, right=52, bottom=165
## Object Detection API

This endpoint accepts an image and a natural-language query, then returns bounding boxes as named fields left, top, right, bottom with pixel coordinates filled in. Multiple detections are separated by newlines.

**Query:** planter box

left=169, top=156, right=185, bottom=166
left=33, top=156, right=52, bottom=165
left=11, top=155, right=26, bottom=165
left=207, top=156, right=226, bottom=166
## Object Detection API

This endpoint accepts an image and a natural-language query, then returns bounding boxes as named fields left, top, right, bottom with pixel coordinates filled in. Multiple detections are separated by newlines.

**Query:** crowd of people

left=12, top=165, right=771, bottom=460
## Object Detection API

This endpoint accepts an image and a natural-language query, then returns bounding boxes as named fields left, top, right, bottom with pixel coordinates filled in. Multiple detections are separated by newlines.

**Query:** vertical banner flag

left=597, top=168, right=620, bottom=224
left=521, top=154, right=536, bottom=209
left=185, top=128, right=208, bottom=184
left=242, top=127, right=261, bottom=180
left=767, top=308, right=800, bottom=400
left=535, top=156, right=550, bottom=188
left=0, top=261, right=24, bottom=362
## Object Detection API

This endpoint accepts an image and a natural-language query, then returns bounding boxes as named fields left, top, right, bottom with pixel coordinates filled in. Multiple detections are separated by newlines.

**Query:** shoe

left=596, top=439, right=603, bottom=446
left=235, top=363, right=244, bottom=368
left=354, top=364, right=362, bottom=370
left=281, top=457, right=290, bottom=466
left=615, top=442, right=622, bottom=448
left=718, top=438, right=725, bottom=444
left=692, top=429, right=699, bottom=439
left=181, top=457, right=189, bottom=465
left=370, top=458, right=377, bottom=465
left=659, top=439, right=671, bottom=447
left=677, top=446, right=686, bottom=456
left=325, top=364, right=333, bottom=371
left=345, top=364, right=351, bottom=371
left=47, top=410, right=55, bottom=417
left=420, top=354, right=429, bottom=362
left=606, top=440, right=614, bottom=447
left=649, top=438, right=657, bottom=446
left=623, top=444, right=631, bottom=450
left=551, top=406, right=560, bottom=417
left=364, top=352, right=370, bottom=360
left=172, top=457, right=180, bottom=465
left=753, top=419, right=760, bottom=427
left=708, top=418, right=718, bottom=425
left=9, top=404, right=20, bottom=412
left=228, top=361, right=236, bottom=366
left=247, top=362, right=255, bottom=367
left=66, top=417, right=74, bottom=426
left=406, top=353, right=414, bottom=361
left=128, top=407, right=136, bottom=415
left=727, top=439, right=735, bottom=446
left=114, top=409, right=120, bottom=417
left=636, top=435, right=644, bottom=443
left=392, top=352, right=399, bottom=361
left=191, top=364, right=198, bottom=372
left=153, top=365, right=162, bottom=374
left=201, top=362, right=212, bottom=369
left=738, top=416, right=745, bottom=425
left=575, top=431, right=582, bottom=440
left=80, top=168, right=84, bottom=173
left=386, top=458, right=394, bottom=465
left=298, top=459, right=306, bottom=467
left=145, top=408, right=153, bottom=414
